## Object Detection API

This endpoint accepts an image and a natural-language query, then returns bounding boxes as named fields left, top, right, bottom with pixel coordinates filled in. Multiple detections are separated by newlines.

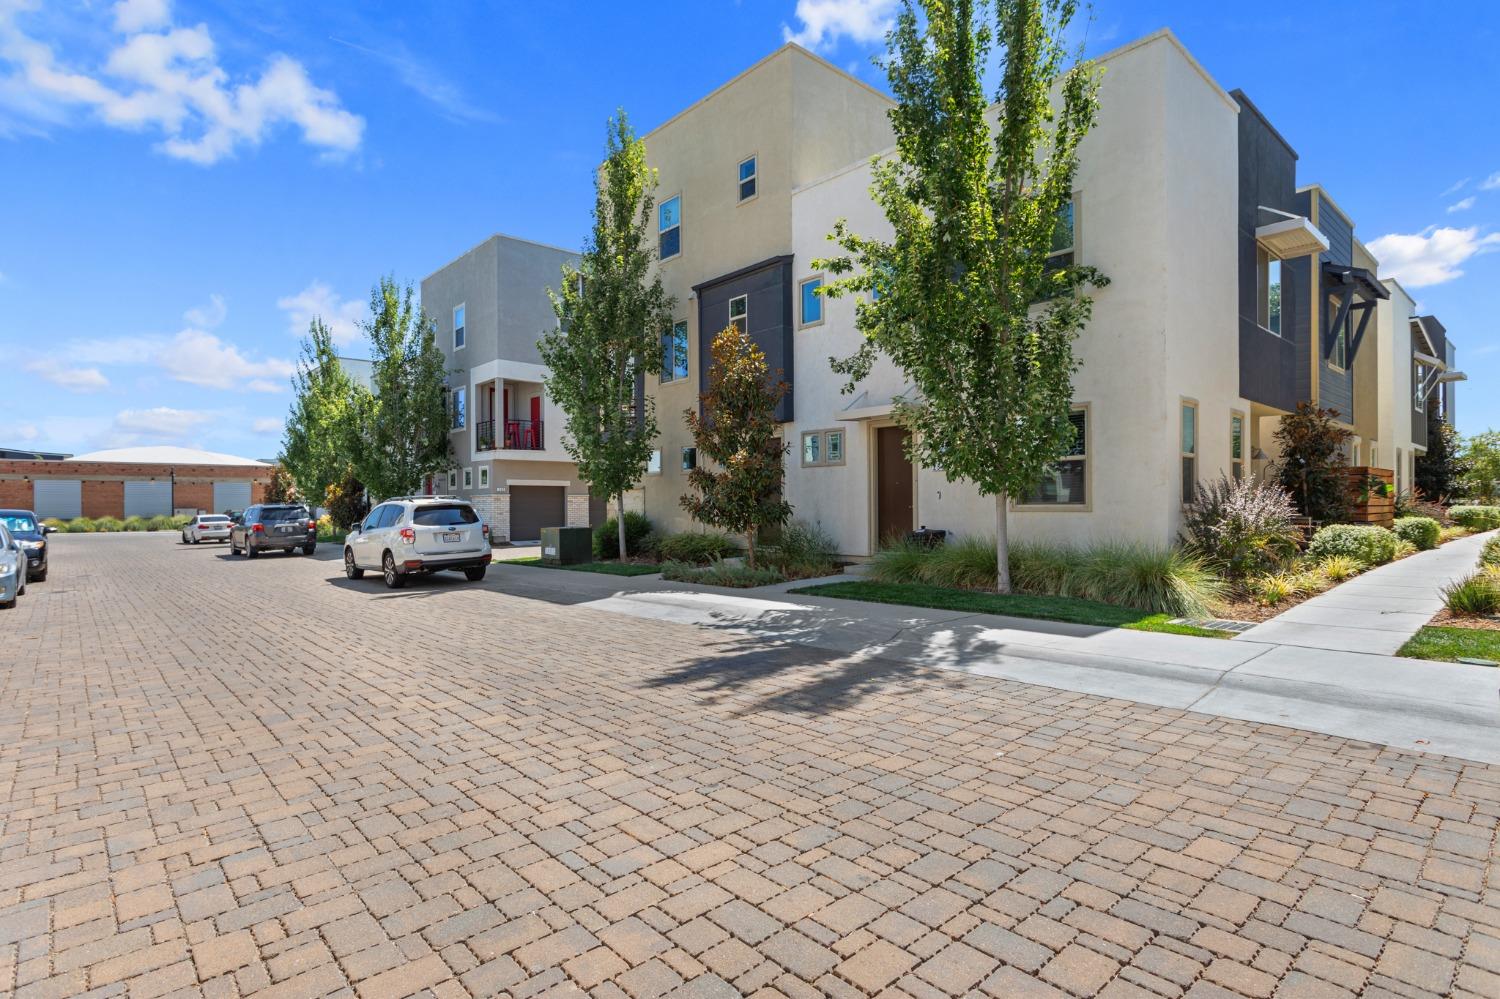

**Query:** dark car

left=0, top=509, right=53, bottom=581
left=229, top=504, right=317, bottom=558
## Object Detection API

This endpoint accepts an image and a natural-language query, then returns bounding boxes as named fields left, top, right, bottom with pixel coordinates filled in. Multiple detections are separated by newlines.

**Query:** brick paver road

left=2, top=535, right=1499, bottom=998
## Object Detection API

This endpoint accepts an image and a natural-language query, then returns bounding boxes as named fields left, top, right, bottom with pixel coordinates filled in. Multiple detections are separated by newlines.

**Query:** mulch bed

left=1425, top=609, right=1500, bottom=631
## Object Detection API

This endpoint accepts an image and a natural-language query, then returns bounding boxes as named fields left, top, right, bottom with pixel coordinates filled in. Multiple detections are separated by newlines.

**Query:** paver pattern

left=2, top=534, right=1499, bottom=998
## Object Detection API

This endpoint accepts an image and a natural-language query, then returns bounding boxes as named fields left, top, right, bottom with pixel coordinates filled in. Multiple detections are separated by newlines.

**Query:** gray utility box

left=540, top=526, right=592, bottom=565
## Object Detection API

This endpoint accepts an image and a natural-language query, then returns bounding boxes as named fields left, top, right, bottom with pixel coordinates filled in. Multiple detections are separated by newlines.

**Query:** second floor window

left=1045, top=200, right=1075, bottom=271
left=728, top=295, right=747, bottom=334
left=1328, top=296, right=1349, bottom=371
left=451, top=386, right=466, bottom=430
left=799, top=277, right=823, bottom=327
left=1257, top=251, right=1282, bottom=335
left=738, top=156, right=757, bottom=201
left=1414, top=358, right=1425, bottom=412
left=661, top=321, right=689, bottom=382
left=454, top=303, right=466, bottom=350
left=659, top=196, right=681, bottom=260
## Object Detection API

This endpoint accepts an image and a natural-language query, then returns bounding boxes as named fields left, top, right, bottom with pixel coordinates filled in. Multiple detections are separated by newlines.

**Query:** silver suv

left=343, top=496, right=491, bottom=589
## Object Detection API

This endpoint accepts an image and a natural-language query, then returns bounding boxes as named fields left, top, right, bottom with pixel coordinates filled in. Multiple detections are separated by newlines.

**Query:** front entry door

left=875, top=426, right=914, bottom=545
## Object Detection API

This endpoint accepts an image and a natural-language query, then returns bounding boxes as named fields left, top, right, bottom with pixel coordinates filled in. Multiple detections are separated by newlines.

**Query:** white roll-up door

left=33, top=480, right=82, bottom=519
left=124, top=481, right=173, bottom=518
left=212, top=481, right=252, bottom=513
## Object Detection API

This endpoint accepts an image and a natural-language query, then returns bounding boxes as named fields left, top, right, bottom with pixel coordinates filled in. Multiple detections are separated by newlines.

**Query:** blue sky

left=2, top=0, right=1497, bottom=459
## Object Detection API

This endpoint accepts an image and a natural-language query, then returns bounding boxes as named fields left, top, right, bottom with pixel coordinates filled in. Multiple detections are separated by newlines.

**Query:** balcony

left=476, top=418, right=543, bottom=452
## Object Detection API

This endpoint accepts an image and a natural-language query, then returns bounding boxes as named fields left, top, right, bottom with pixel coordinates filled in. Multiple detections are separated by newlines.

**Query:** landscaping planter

left=1343, top=466, right=1394, bottom=528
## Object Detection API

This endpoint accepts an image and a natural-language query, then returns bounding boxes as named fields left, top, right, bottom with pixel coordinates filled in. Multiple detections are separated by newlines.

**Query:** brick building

left=0, top=445, right=273, bottom=519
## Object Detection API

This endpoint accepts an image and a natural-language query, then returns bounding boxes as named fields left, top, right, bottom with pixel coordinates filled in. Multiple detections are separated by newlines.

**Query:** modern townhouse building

left=420, top=233, right=598, bottom=543
left=634, top=30, right=1461, bottom=555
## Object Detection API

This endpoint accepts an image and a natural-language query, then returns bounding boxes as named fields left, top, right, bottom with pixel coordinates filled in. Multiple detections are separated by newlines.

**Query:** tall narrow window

left=1257, top=250, right=1282, bottom=335
left=452, top=386, right=466, bottom=431
left=1021, top=409, right=1087, bottom=505
left=728, top=295, right=747, bottom=334
left=659, top=196, right=681, bottom=260
left=1181, top=401, right=1198, bottom=503
left=737, top=156, right=757, bottom=202
left=453, top=303, right=466, bottom=350
left=1328, top=296, right=1349, bottom=370
left=799, top=276, right=823, bottom=328
left=1045, top=200, right=1075, bottom=271
left=1230, top=413, right=1245, bottom=481
left=661, top=321, right=689, bottom=382
left=1414, top=358, right=1425, bottom=412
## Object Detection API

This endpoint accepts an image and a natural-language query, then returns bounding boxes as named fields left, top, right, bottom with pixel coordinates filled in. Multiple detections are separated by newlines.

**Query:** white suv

left=343, top=496, right=491, bottom=589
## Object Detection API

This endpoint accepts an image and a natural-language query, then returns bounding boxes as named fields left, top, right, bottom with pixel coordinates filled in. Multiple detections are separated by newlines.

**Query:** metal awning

left=840, top=387, right=918, bottom=421
left=1322, top=264, right=1391, bottom=302
left=1255, top=208, right=1329, bottom=259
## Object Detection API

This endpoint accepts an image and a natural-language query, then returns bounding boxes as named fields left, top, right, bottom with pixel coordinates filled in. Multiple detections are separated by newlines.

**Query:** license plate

left=277, top=525, right=296, bottom=534
left=442, top=532, right=462, bottom=543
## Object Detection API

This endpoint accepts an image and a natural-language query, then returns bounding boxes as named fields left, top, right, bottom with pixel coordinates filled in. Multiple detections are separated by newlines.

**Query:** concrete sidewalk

left=1235, top=528, right=1494, bottom=654
left=487, top=561, right=1500, bottom=764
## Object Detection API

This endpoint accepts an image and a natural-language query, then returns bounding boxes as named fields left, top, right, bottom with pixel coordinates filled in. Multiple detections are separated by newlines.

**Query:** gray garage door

left=33, top=479, right=81, bottom=520
left=213, top=481, right=252, bottom=514
left=509, top=486, right=565, bottom=543
left=124, top=481, right=173, bottom=518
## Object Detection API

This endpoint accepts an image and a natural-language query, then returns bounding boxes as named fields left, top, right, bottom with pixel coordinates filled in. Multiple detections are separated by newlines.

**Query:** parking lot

left=2, top=533, right=1499, bottom=998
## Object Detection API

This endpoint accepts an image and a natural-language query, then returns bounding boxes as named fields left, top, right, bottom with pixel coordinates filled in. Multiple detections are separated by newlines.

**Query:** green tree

left=264, top=466, right=300, bottom=504
left=1460, top=430, right=1500, bottom=502
left=541, top=111, right=676, bottom=559
left=349, top=277, right=452, bottom=501
left=1273, top=403, right=1351, bottom=524
left=816, top=0, right=1105, bottom=592
left=1415, top=415, right=1467, bottom=501
left=281, top=318, right=356, bottom=502
left=681, top=325, right=792, bottom=569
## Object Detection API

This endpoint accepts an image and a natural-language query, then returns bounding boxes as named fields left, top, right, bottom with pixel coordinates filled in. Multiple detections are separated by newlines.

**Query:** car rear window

left=200, top=515, right=230, bottom=523
left=413, top=504, right=479, bottom=527
left=260, top=506, right=309, bottom=524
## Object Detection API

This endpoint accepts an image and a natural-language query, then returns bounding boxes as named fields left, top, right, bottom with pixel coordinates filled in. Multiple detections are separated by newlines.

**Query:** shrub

left=42, top=518, right=65, bottom=531
left=656, top=531, right=737, bottom=565
left=1440, top=525, right=1471, bottom=544
left=1395, top=489, right=1448, bottom=525
left=1249, top=573, right=1296, bottom=606
left=759, top=520, right=840, bottom=579
left=92, top=516, right=123, bottom=532
left=1318, top=555, right=1362, bottom=582
left=1448, top=506, right=1500, bottom=531
left=145, top=515, right=176, bottom=531
left=593, top=511, right=654, bottom=560
left=1482, top=536, right=1500, bottom=568
left=1393, top=539, right=1418, bottom=560
left=66, top=517, right=97, bottom=533
left=1273, top=402, right=1352, bottom=524
left=1443, top=571, right=1500, bottom=616
left=1393, top=516, right=1441, bottom=552
left=1306, top=524, right=1399, bottom=567
left=660, top=559, right=784, bottom=588
left=1180, top=474, right=1301, bottom=579
left=869, top=536, right=938, bottom=585
left=121, top=516, right=148, bottom=532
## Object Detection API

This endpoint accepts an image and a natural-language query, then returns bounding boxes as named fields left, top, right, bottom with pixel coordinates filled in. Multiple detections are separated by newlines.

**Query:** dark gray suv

left=230, top=504, right=317, bottom=558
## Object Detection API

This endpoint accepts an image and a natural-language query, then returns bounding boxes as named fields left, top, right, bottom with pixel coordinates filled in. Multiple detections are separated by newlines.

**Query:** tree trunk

left=616, top=493, right=628, bottom=561
left=995, top=492, right=1012, bottom=594
left=746, top=529, right=757, bottom=570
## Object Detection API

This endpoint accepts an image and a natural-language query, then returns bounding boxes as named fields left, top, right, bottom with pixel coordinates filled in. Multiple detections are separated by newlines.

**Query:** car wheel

left=33, top=570, right=46, bottom=583
left=181, top=531, right=188, bottom=544
left=463, top=566, right=487, bottom=582
left=230, top=540, right=239, bottom=555
left=303, top=543, right=316, bottom=556
left=246, top=540, right=258, bottom=559
left=382, top=552, right=406, bottom=589
left=344, top=548, right=364, bottom=580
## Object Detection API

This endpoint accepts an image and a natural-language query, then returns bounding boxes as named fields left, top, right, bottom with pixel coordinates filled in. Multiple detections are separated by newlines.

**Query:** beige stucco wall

left=783, top=31, right=1246, bottom=556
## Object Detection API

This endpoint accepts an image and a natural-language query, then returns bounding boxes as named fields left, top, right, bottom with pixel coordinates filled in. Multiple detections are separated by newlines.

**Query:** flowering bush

left=1180, top=474, right=1301, bottom=580
left=1306, top=524, right=1399, bottom=567
left=1392, top=516, right=1440, bottom=551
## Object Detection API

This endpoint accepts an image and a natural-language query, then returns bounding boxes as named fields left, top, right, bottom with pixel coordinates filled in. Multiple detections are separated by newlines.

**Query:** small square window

left=478, top=466, right=489, bottom=488
left=728, top=295, right=747, bottom=334
left=799, top=276, right=823, bottom=327
left=463, top=467, right=473, bottom=489
left=681, top=447, right=697, bottom=471
left=453, top=303, right=466, bottom=350
left=801, top=429, right=846, bottom=467
left=659, top=196, right=681, bottom=260
left=738, top=156, right=757, bottom=202
left=447, top=469, right=458, bottom=489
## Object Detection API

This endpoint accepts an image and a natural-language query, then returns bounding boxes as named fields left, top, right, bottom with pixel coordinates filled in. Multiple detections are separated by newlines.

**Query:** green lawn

left=787, top=580, right=1231, bottom=638
left=499, top=557, right=661, bottom=577
left=1397, top=626, right=1500, bottom=664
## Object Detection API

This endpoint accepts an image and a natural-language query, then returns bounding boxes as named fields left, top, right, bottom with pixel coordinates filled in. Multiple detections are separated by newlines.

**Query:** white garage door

left=212, top=481, right=251, bottom=513
left=124, top=481, right=173, bottom=518
left=33, top=479, right=82, bottom=520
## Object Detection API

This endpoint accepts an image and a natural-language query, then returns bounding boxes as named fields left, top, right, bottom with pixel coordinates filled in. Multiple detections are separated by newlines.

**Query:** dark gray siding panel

left=697, top=257, right=795, bottom=422
left=1315, top=196, right=1355, bottom=422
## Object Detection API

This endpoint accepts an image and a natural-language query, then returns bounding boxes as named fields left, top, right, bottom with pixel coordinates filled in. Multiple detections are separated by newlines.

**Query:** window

left=451, top=386, right=466, bottom=430
left=478, top=466, right=489, bottom=488
left=1396, top=448, right=1403, bottom=494
left=453, top=303, right=466, bottom=350
left=799, top=276, right=824, bottom=328
left=1181, top=401, right=1198, bottom=504
left=1045, top=200, right=1075, bottom=271
left=446, top=470, right=458, bottom=490
left=1328, top=296, right=1349, bottom=371
left=647, top=449, right=662, bottom=475
left=659, top=195, right=681, bottom=260
left=1257, top=250, right=1282, bottom=335
left=462, top=467, right=473, bottom=489
left=1230, top=412, right=1245, bottom=481
left=414, top=505, right=479, bottom=526
left=801, top=429, right=845, bottom=467
left=681, top=447, right=697, bottom=471
left=738, top=156, right=757, bottom=202
left=728, top=295, right=747, bottom=334
left=1414, top=358, right=1425, bottom=412
left=661, top=321, right=689, bottom=382
left=1020, top=409, right=1087, bottom=506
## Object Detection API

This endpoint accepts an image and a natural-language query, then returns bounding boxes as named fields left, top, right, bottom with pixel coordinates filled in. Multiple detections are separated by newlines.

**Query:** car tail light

left=399, top=527, right=415, bottom=544
left=252, top=523, right=264, bottom=533
left=482, top=524, right=489, bottom=537
left=308, top=520, right=317, bottom=530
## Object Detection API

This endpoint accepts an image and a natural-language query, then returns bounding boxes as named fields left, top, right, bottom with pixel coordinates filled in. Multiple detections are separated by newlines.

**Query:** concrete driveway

left=2, top=534, right=1498, bottom=997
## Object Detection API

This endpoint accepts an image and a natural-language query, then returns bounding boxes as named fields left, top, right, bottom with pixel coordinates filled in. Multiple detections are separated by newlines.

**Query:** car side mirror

left=43, top=525, right=56, bottom=535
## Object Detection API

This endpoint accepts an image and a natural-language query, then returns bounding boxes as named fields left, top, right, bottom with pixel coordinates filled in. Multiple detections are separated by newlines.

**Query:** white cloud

left=783, top=0, right=898, bottom=51
left=1441, top=177, right=1470, bottom=197
left=156, top=328, right=293, bottom=391
left=68, top=334, right=161, bottom=365
left=1481, top=172, right=1500, bottom=191
left=25, top=358, right=109, bottom=392
left=329, top=36, right=500, bottom=124
left=183, top=292, right=225, bottom=328
left=251, top=416, right=283, bottom=435
left=111, top=405, right=212, bottom=441
left=1369, top=225, right=1500, bottom=288
left=277, top=280, right=365, bottom=347
left=0, top=0, right=364, bottom=164
left=1446, top=196, right=1476, bottom=214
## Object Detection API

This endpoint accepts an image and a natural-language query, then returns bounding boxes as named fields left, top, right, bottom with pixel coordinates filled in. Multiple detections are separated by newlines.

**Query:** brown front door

left=875, top=426, right=913, bottom=545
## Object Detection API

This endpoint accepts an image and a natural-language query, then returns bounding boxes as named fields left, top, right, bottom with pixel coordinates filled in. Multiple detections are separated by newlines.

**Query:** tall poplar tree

left=818, top=0, right=1106, bottom=592
left=281, top=318, right=356, bottom=502
left=541, top=111, right=675, bottom=560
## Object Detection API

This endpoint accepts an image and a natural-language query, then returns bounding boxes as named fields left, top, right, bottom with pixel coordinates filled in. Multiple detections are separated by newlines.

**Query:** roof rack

left=384, top=494, right=467, bottom=502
